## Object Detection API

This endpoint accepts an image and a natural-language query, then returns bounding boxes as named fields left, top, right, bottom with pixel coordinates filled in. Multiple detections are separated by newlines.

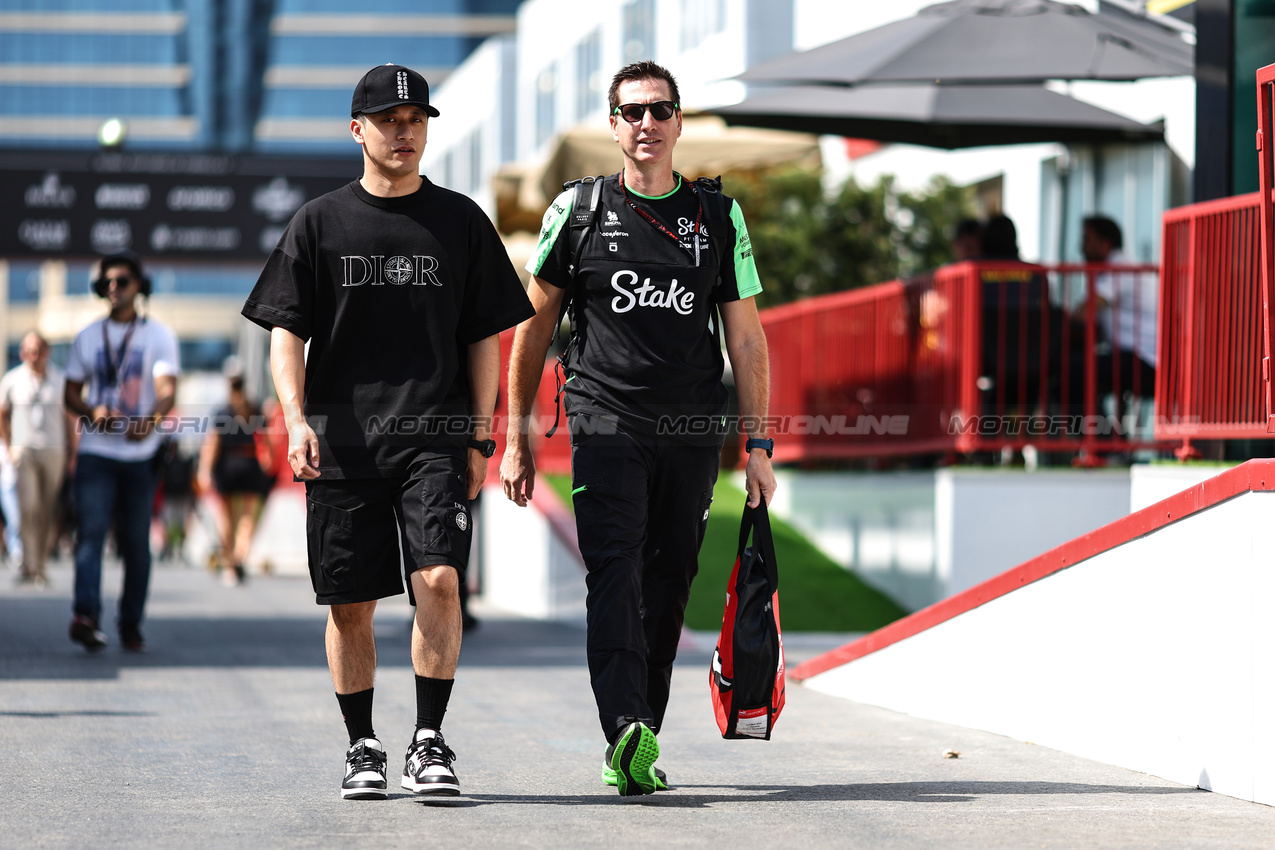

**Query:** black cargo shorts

left=304, top=450, right=471, bottom=606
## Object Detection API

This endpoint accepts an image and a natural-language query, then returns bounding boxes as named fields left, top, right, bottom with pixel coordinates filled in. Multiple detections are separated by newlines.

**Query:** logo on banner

left=95, top=184, right=150, bottom=210
left=18, top=219, right=70, bottom=251
left=151, top=224, right=240, bottom=252
left=259, top=225, right=286, bottom=254
left=24, top=173, right=76, bottom=208
left=90, top=219, right=132, bottom=253
left=252, top=177, right=305, bottom=222
left=168, top=185, right=235, bottom=212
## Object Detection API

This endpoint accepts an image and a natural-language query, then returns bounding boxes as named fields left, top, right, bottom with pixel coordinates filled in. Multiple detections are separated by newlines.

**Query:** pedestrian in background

left=63, top=252, right=180, bottom=653
left=0, top=332, right=73, bottom=587
left=197, top=357, right=273, bottom=586
left=242, top=64, right=532, bottom=801
left=1081, top=215, right=1158, bottom=403
left=501, top=60, right=776, bottom=797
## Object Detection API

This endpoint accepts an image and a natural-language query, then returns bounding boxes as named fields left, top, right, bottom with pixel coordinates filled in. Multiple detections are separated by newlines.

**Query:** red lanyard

left=618, top=172, right=703, bottom=267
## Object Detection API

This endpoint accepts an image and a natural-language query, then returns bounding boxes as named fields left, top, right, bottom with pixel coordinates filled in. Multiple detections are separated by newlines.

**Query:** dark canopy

left=712, top=83, right=1164, bottom=149
left=736, top=0, right=1192, bottom=88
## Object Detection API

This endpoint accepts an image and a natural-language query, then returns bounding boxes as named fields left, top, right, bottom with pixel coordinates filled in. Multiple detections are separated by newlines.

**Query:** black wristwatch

left=745, top=437, right=774, bottom=458
left=467, top=438, right=496, bottom=458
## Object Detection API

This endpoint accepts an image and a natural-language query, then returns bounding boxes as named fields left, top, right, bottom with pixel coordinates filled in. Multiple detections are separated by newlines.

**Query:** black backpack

left=544, top=173, right=734, bottom=437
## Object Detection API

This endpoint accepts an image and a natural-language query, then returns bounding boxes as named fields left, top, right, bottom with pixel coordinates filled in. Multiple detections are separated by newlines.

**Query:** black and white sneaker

left=401, top=729, right=459, bottom=796
left=341, top=737, right=388, bottom=800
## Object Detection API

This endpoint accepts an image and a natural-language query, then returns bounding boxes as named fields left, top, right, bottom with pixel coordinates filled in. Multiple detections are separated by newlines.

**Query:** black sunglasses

left=104, top=275, right=135, bottom=285
left=613, top=101, right=679, bottom=123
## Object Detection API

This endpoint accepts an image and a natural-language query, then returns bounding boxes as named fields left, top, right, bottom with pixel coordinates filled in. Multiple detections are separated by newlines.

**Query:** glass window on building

left=440, top=150, right=454, bottom=190
left=536, top=64, right=558, bottom=148
left=1233, top=0, right=1275, bottom=194
left=624, top=0, right=656, bottom=63
left=468, top=129, right=483, bottom=195
left=575, top=30, right=602, bottom=122
left=6, top=262, right=42, bottom=304
left=680, top=0, right=727, bottom=53
left=179, top=338, right=234, bottom=373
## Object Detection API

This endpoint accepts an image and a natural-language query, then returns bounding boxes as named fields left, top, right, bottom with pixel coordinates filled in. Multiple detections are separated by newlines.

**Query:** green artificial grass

left=541, top=473, right=908, bottom=632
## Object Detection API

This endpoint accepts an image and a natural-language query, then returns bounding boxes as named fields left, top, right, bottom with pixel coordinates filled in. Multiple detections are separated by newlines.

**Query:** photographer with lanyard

left=64, top=251, right=180, bottom=653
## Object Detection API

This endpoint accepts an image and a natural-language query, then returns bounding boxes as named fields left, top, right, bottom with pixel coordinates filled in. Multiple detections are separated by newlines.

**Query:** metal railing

left=758, top=260, right=1171, bottom=464
left=1158, top=193, right=1267, bottom=452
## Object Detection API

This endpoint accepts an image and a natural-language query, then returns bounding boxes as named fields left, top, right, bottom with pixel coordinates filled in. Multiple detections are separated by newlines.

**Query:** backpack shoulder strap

left=544, top=175, right=605, bottom=439
left=692, top=175, right=735, bottom=351
left=692, top=175, right=733, bottom=277
left=564, top=175, right=605, bottom=282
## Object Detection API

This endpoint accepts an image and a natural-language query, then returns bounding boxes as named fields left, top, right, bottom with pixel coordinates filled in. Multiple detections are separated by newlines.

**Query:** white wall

left=479, top=483, right=587, bottom=621
left=421, top=35, right=514, bottom=215
left=936, top=468, right=1130, bottom=596
left=834, top=142, right=1065, bottom=262
left=804, top=489, right=1275, bottom=807
left=1130, top=462, right=1238, bottom=511
left=752, top=468, right=1130, bottom=612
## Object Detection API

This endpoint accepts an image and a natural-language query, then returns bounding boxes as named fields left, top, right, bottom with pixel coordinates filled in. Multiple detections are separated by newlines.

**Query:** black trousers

left=570, top=423, right=721, bottom=742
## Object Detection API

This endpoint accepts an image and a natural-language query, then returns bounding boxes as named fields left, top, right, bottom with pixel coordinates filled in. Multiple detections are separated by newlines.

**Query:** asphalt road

left=2, top=560, right=1272, bottom=849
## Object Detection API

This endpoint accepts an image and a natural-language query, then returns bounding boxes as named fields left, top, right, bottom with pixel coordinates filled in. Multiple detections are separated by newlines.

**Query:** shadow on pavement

left=456, top=780, right=1202, bottom=807
left=0, top=596, right=599, bottom=680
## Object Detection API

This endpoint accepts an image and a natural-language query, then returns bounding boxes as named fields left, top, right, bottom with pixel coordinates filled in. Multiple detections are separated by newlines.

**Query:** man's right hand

left=287, top=419, right=321, bottom=480
left=499, top=439, right=535, bottom=507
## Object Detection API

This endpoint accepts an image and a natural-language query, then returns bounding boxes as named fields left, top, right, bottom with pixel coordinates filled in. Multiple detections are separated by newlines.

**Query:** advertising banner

left=0, top=151, right=358, bottom=261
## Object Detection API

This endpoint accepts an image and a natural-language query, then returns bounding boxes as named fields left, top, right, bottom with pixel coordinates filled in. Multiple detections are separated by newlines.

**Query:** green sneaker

left=608, top=722, right=661, bottom=796
left=602, top=744, right=669, bottom=790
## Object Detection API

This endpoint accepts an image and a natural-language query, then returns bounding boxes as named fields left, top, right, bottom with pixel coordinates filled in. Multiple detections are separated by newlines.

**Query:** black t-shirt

left=526, top=173, right=762, bottom=445
left=242, top=178, right=534, bottom=478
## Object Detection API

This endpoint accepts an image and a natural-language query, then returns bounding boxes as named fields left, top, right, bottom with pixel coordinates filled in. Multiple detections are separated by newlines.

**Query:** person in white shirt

left=0, top=332, right=73, bottom=586
left=63, top=252, right=180, bottom=653
left=1082, top=216, right=1158, bottom=402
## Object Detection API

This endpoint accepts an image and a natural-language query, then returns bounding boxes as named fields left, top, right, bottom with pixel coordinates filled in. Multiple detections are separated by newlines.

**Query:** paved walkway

left=1, top=560, right=1272, bottom=849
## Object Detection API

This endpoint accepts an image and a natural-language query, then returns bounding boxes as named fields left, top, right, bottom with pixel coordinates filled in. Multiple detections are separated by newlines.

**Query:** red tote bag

left=709, top=498, right=785, bottom=740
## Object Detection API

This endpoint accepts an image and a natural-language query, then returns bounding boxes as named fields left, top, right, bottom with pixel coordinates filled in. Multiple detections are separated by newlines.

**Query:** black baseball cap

left=351, top=64, right=440, bottom=118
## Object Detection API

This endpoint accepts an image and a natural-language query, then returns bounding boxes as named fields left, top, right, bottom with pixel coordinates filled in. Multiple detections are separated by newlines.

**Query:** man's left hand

left=744, top=450, right=777, bottom=508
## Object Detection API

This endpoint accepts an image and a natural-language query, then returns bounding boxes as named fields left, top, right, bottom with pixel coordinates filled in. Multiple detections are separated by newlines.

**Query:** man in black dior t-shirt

left=500, top=61, right=776, bottom=796
left=242, top=64, right=532, bottom=801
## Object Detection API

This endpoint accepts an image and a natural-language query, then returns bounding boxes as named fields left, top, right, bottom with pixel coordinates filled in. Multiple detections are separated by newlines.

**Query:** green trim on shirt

left=729, top=199, right=762, bottom=298
left=526, top=188, right=574, bottom=277
left=625, top=173, right=683, bottom=200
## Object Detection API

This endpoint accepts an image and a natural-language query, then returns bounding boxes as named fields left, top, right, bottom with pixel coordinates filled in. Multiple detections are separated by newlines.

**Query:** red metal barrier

left=758, top=260, right=1171, bottom=464
left=1157, top=193, right=1267, bottom=450
left=510, top=253, right=1189, bottom=471
left=1257, top=61, right=1275, bottom=432
left=491, top=328, right=573, bottom=479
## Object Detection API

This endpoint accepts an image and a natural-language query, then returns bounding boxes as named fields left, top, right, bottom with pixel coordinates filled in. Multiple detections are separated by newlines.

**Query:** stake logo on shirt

left=610, top=269, right=695, bottom=315
left=341, top=254, right=442, bottom=287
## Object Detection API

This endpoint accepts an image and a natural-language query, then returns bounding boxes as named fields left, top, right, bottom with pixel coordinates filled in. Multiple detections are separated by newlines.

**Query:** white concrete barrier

left=754, top=468, right=1131, bottom=612
left=796, top=460, right=1275, bottom=807
left=478, top=482, right=586, bottom=622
